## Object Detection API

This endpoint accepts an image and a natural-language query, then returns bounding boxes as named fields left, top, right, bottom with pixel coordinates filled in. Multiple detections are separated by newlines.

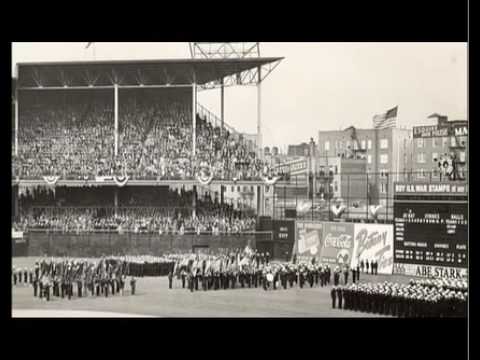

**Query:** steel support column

left=257, top=66, right=262, bottom=160
left=114, top=84, right=119, bottom=156
left=15, top=91, right=18, bottom=156
left=220, top=78, right=224, bottom=136
left=192, top=83, right=197, bottom=156
left=114, top=188, right=118, bottom=217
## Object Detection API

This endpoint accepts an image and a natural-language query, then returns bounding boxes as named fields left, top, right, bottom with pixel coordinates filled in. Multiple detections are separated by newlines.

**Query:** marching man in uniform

left=331, top=286, right=337, bottom=308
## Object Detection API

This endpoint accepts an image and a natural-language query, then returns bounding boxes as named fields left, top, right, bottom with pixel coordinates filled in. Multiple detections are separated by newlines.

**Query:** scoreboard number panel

left=394, top=202, right=467, bottom=267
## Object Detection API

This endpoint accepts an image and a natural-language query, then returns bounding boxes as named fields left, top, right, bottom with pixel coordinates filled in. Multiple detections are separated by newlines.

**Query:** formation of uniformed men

left=331, top=281, right=467, bottom=317
left=12, top=257, right=143, bottom=301
left=167, top=247, right=345, bottom=292
left=359, top=259, right=378, bottom=275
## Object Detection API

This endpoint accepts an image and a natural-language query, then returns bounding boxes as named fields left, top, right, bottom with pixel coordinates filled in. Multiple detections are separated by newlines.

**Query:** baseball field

left=12, top=257, right=413, bottom=317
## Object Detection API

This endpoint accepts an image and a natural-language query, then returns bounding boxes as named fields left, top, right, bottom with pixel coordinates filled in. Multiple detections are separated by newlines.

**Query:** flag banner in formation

left=373, top=106, right=398, bottom=129
left=294, top=222, right=323, bottom=263
left=43, top=176, right=60, bottom=186
left=351, top=223, right=394, bottom=275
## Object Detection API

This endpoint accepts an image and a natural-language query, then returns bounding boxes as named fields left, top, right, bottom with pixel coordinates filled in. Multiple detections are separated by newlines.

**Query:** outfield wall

left=23, top=231, right=268, bottom=258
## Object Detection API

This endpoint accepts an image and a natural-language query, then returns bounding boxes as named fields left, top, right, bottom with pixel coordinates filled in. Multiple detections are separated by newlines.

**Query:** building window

left=231, top=186, right=234, bottom=192
left=458, top=136, right=467, bottom=147
left=367, top=155, right=372, bottom=164
left=450, top=137, right=457, bottom=147
left=380, top=154, right=388, bottom=164
left=380, top=183, right=386, bottom=194
left=237, top=186, right=240, bottom=192
left=442, top=137, right=449, bottom=148
left=346, top=140, right=351, bottom=149
left=432, top=153, right=438, bottom=162
left=380, top=139, right=389, bottom=149
left=380, top=169, right=389, bottom=178
left=460, top=152, right=466, bottom=162
left=324, top=141, right=330, bottom=151
left=417, top=169, right=425, bottom=179
left=417, top=153, right=426, bottom=163
left=367, top=140, right=372, bottom=150
left=334, top=181, right=338, bottom=192
left=432, top=137, right=439, bottom=148
left=361, top=140, right=366, bottom=150
left=416, top=138, right=424, bottom=148
left=251, top=186, right=254, bottom=192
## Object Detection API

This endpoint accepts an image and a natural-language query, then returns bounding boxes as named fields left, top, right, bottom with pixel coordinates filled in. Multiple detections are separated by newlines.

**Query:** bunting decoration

left=196, top=166, right=214, bottom=186
left=43, top=176, right=60, bottom=186
left=114, top=175, right=129, bottom=187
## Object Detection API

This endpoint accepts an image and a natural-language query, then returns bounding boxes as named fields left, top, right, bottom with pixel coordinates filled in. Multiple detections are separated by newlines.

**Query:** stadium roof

left=15, top=57, right=283, bottom=89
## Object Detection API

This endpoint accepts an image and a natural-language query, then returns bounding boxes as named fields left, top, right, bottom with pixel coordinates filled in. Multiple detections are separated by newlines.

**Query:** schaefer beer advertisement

left=294, top=221, right=323, bottom=263
left=319, top=222, right=354, bottom=267
left=351, top=224, right=394, bottom=275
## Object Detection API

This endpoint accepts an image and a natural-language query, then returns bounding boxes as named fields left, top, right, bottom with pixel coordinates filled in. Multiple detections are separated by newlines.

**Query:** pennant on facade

left=296, top=200, right=312, bottom=214
left=330, top=204, right=346, bottom=217
left=369, top=204, right=383, bottom=218
left=114, top=175, right=129, bottom=187
left=43, top=176, right=60, bottom=186
left=261, top=175, right=280, bottom=186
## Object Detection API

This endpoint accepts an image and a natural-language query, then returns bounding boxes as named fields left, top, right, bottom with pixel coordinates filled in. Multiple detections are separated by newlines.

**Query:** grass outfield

left=11, top=257, right=416, bottom=317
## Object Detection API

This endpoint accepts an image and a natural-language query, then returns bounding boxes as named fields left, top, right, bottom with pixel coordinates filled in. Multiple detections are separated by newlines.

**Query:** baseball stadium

left=11, top=43, right=468, bottom=317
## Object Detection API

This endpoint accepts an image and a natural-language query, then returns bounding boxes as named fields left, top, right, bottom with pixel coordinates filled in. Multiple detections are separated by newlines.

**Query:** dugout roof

left=15, top=57, right=283, bottom=89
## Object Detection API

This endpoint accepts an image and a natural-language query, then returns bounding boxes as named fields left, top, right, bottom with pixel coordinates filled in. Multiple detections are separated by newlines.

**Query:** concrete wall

left=25, top=232, right=261, bottom=258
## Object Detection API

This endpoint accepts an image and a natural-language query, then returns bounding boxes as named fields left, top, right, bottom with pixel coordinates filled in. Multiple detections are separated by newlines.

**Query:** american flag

left=373, top=106, right=398, bottom=129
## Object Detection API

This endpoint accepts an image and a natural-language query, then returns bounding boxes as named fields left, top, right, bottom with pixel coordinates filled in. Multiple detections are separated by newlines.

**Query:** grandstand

left=11, top=56, right=285, bottom=256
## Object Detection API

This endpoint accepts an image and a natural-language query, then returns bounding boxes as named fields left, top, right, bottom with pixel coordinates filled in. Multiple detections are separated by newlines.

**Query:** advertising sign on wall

left=293, top=222, right=323, bottom=263
left=351, top=224, right=394, bottom=274
left=319, top=222, right=354, bottom=267
left=393, top=263, right=467, bottom=279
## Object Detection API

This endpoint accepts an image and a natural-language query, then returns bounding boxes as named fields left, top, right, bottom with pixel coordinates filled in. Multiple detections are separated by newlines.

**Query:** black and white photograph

left=10, top=41, right=468, bottom=319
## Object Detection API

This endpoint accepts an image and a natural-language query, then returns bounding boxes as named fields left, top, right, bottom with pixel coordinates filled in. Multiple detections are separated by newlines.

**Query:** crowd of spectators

left=13, top=90, right=277, bottom=181
left=14, top=206, right=256, bottom=235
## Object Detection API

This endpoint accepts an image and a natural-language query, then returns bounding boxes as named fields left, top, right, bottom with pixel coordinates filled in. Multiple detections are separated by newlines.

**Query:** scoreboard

left=393, top=182, right=468, bottom=278
left=394, top=202, right=467, bottom=267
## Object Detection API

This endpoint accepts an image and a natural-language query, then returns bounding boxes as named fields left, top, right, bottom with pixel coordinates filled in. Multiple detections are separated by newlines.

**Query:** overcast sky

left=12, top=42, right=467, bottom=151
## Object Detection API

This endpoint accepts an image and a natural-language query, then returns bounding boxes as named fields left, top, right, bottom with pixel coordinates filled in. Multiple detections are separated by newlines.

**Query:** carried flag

left=373, top=106, right=398, bottom=129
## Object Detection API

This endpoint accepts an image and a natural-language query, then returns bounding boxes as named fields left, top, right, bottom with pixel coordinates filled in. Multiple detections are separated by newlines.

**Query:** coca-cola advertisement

left=351, top=224, right=394, bottom=275
left=319, top=222, right=354, bottom=267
